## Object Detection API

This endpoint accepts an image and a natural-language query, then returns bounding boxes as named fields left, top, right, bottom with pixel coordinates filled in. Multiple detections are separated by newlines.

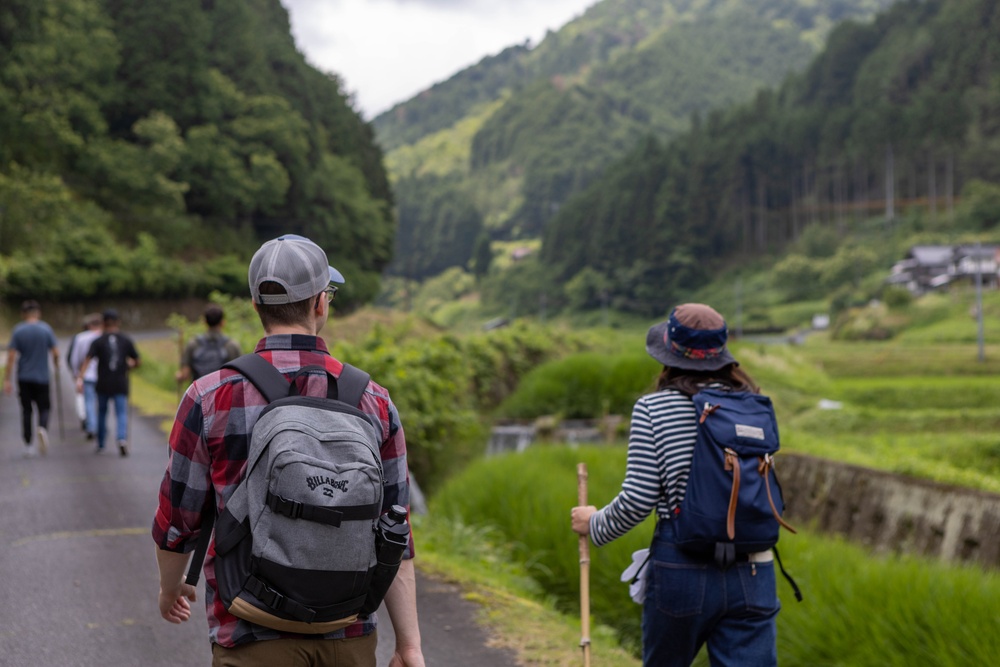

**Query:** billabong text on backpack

left=306, top=475, right=350, bottom=493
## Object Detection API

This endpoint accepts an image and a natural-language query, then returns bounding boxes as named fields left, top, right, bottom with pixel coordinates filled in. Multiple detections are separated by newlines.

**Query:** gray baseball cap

left=248, top=234, right=345, bottom=305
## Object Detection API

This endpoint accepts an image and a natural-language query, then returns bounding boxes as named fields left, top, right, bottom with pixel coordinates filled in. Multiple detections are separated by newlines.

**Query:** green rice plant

left=495, top=351, right=660, bottom=420
left=898, top=315, right=1000, bottom=344
left=789, top=405, right=1000, bottom=435
left=776, top=533, right=1000, bottom=666
left=430, top=445, right=651, bottom=654
left=431, top=445, right=1000, bottom=663
left=829, top=376, right=1000, bottom=410
left=730, top=342, right=834, bottom=417
left=413, top=511, right=643, bottom=665
left=781, top=429, right=1000, bottom=494
left=799, top=338, right=1000, bottom=377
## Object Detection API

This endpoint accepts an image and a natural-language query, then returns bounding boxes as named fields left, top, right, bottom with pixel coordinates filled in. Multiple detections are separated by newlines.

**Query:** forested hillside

left=536, top=0, right=1000, bottom=315
left=376, top=0, right=895, bottom=282
left=0, top=0, right=392, bottom=306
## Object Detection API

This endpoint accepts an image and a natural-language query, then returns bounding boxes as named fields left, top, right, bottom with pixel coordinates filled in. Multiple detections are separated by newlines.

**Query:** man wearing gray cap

left=152, top=235, right=425, bottom=666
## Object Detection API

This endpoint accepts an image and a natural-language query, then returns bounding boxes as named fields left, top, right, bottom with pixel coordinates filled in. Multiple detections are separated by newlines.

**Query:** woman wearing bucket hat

left=571, top=303, right=780, bottom=666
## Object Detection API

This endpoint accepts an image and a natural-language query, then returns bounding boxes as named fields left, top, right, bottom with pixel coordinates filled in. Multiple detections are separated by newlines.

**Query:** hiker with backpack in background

left=152, top=234, right=425, bottom=667
left=571, top=303, right=799, bottom=667
left=4, top=300, right=59, bottom=458
left=77, top=308, right=141, bottom=457
left=67, top=313, right=103, bottom=440
left=175, top=304, right=242, bottom=384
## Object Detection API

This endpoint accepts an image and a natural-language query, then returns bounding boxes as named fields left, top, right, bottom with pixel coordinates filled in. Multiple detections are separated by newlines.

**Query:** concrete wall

left=779, top=452, right=1000, bottom=569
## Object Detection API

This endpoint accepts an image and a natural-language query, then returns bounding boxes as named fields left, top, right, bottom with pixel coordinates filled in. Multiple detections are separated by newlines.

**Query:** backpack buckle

left=267, top=492, right=304, bottom=519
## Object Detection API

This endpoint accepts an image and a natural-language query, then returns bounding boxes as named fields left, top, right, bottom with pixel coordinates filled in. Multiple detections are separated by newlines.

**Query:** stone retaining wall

left=779, top=452, right=1000, bottom=569
left=487, top=426, right=1000, bottom=569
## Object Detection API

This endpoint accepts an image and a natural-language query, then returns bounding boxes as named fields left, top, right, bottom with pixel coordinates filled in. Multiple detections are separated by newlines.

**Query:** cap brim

left=329, top=266, right=345, bottom=284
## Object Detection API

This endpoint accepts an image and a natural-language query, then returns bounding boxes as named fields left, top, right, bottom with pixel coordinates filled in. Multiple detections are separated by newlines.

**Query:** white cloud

left=281, top=0, right=595, bottom=118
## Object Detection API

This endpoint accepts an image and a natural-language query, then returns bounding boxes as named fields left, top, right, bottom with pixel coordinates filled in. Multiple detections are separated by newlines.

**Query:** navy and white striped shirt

left=590, top=388, right=698, bottom=547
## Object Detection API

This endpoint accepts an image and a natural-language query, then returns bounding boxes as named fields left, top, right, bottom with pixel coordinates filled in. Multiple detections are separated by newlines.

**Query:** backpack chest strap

left=266, top=490, right=381, bottom=526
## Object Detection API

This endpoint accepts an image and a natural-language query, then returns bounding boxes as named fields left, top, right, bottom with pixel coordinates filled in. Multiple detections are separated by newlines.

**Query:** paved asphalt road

left=0, top=336, right=519, bottom=667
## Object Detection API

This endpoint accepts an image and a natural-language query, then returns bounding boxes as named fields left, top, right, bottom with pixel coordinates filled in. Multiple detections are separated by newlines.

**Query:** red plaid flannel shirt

left=152, top=335, right=413, bottom=648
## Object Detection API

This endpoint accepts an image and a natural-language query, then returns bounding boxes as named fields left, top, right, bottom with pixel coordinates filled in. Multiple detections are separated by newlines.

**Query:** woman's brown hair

left=656, top=363, right=760, bottom=396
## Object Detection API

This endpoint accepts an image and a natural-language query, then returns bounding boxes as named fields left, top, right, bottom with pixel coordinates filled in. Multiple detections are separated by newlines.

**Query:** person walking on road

left=67, top=313, right=103, bottom=440
left=3, top=300, right=59, bottom=458
left=77, top=309, right=140, bottom=457
left=152, top=234, right=425, bottom=667
left=571, top=304, right=783, bottom=667
left=175, top=303, right=241, bottom=384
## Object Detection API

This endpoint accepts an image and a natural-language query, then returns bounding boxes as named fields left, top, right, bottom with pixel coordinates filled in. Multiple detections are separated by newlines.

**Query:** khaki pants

left=211, top=632, right=377, bottom=667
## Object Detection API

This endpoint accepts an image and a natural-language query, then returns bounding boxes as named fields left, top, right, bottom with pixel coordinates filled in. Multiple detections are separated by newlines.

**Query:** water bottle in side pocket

left=361, top=505, right=410, bottom=614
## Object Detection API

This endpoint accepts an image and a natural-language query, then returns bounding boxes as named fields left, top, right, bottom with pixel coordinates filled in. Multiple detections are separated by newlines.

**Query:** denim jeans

left=642, top=524, right=779, bottom=667
left=96, top=393, right=128, bottom=448
left=83, top=380, right=98, bottom=435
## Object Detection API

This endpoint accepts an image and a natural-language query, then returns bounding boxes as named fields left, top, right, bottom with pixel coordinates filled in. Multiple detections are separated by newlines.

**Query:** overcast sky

left=281, top=0, right=597, bottom=119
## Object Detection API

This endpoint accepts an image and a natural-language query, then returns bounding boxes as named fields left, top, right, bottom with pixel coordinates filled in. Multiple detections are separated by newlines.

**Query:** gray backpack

left=189, top=333, right=230, bottom=379
left=186, top=353, right=387, bottom=633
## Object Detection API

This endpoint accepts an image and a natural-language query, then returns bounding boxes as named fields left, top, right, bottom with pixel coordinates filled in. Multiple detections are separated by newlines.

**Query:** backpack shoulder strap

left=338, top=363, right=370, bottom=407
left=187, top=353, right=286, bottom=586
left=223, top=353, right=290, bottom=403
left=184, top=493, right=215, bottom=586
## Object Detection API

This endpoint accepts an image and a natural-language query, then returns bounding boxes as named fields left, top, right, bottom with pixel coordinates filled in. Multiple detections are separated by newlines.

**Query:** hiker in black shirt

left=77, top=309, right=140, bottom=456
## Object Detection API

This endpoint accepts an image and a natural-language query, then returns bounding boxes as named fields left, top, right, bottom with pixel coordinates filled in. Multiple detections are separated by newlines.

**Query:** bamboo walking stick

left=53, top=364, right=65, bottom=440
left=577, top=462, right=592, bottom=667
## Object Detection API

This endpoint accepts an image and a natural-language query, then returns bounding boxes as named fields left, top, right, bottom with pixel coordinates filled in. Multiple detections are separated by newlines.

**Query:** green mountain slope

left=0, top=0, right=391, bottom=306
left=377, top=0, right=896, bottom=280
left=537, top=0, right=1000, bottom=315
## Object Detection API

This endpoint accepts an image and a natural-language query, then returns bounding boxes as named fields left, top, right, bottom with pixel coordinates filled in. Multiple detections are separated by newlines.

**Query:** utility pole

left=885, top=143, right=895, bottom=223
left=735, top=278, right=743, bottom=338
left=976, top=242, right=985, bottom=362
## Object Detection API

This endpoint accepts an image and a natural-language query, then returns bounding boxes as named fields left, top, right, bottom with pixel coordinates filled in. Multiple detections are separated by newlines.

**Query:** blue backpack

left=672, top=388, right=801, bottom=599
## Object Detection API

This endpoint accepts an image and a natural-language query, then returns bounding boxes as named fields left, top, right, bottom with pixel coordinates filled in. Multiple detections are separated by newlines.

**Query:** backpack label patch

left=306, top=475, right=349, bottom=493
left=735, top=423, right=765, bottom=440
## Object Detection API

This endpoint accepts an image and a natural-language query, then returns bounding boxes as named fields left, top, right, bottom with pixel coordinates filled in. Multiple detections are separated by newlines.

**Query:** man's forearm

left=155, top=547, right=191, bottom=591
left=383, top=558, right=422, bottom=651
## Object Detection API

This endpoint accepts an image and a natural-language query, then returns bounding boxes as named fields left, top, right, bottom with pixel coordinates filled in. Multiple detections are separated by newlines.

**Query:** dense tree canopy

left=0, top=0, right=392, bottom=306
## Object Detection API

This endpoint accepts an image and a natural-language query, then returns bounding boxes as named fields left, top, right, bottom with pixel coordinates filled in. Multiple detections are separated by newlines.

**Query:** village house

left=888, top=244, right=1000, bottom=294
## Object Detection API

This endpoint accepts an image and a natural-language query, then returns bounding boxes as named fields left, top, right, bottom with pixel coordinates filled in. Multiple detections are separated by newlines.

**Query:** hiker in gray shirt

left=4, top=300, right=59, bottom=458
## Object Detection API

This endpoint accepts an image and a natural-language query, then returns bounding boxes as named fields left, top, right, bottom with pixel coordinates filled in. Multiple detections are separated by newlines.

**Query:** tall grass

left=431, top=445, right=1000, bottom=664
left=829, top=376, right=1000, bottom=410
left=431, top=445, right=649, bottom=655
left=495, top=351, right=660, bottom=420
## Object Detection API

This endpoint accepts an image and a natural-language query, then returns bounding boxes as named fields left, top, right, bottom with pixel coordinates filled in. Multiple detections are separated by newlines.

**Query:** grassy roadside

left=415, top=514, right=641, bottom=665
